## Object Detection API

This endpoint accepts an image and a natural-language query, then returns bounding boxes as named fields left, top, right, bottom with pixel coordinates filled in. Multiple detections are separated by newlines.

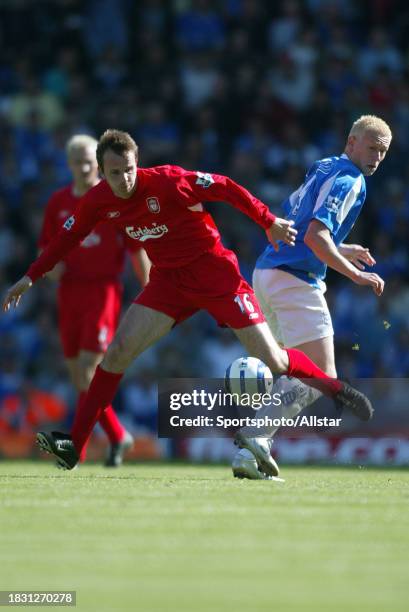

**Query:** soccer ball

left=225, top=356, right=273, bottom=401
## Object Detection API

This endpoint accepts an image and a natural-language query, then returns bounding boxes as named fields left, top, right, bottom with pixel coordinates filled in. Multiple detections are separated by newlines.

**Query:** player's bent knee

left=76, top=355, right=101, bottom=389
left=102, top=337, right=133, bottom=372
left=65, top=360, right=81, bottom=391
left=76, top=369, right=94, bottom=391
left=268, top=350, right=289, bottom=374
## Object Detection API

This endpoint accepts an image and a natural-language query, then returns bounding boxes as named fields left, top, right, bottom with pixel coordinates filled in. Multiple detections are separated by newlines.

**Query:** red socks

left=71, top=365, right=123, bottom=455
left=99, top=406, right=126, bottom=445
left=285, top=348, right=342, bottom=397
left=72, top=392, right=88, bottom=462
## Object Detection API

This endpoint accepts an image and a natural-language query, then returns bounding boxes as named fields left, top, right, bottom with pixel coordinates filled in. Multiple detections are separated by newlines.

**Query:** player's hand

left=352, top=270, right=384, bottom=296
left=266, top=218, right=297, bottom=252
left=3, top=276, right=32, bottom=312
left=45, top=262, right=65, bottom=281
left=340, top=244, right=376, bottom=270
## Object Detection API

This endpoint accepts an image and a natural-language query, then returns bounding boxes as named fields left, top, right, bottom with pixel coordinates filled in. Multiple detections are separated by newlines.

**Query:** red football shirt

left=38, top=185, right=139, bottom=282
left=28, top=166, right=276, bottom=282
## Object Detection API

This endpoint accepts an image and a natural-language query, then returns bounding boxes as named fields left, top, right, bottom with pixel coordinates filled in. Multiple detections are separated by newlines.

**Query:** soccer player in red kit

left=4, top=130, right=373, bottom=475
left=38, top=134, right=150, bottom=467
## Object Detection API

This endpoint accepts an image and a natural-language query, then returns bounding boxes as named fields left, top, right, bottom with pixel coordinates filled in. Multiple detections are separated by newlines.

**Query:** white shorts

left=252, top=268, right=334, bottom=348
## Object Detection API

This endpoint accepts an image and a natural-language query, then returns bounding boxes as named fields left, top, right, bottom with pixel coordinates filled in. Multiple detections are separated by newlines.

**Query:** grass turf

left=0, top=461, right=408, bottom=612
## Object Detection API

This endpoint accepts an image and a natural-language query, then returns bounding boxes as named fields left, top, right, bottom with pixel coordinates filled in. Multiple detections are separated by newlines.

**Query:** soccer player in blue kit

left=233, top=115, right=392, bottom=480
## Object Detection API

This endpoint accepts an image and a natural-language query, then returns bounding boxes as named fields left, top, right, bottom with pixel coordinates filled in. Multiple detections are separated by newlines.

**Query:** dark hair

left=96, top=129, right=139, bottom=171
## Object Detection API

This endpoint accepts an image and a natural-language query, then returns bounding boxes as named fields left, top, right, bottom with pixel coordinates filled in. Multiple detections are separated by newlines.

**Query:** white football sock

left=240, top=376, right=322, bottom=438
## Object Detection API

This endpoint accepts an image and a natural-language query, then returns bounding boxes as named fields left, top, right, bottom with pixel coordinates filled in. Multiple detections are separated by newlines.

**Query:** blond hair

left=349, top=115, right=392, bottom=140
left=66, top=134, right=98, bottom=157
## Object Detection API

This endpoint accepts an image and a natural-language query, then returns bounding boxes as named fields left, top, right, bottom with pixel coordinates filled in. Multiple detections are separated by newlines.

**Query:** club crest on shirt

left=106, top=211, right=120, bottom=218
left=146, top=197, right=160, bottom=213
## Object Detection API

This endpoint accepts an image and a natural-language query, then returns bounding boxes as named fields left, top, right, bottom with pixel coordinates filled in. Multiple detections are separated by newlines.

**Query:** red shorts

left=57, top=280, right=122, bottom=358
left=134, top=247, right=265, bottom=328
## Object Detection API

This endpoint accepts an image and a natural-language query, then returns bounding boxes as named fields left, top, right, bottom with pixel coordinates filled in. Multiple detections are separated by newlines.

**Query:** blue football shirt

left=256, top=154, right=366, bottom=288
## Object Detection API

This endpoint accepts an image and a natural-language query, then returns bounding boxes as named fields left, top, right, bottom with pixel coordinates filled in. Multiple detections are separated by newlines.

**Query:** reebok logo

left=126, top=223, right=169, bottom=242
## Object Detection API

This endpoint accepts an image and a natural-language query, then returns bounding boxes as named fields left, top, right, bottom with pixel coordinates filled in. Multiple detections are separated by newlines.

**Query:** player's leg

left=65, top=357, right=80, bottom=390
left=253, top=268, right=338, bottom=432
left=238, top=271, right=323, bottom=460
left=295, top=336, right=336, bottom=377
left=230, top=305, right=372, bottom=474
left=101, top=304, right=175, bottom=373
left=40, top=292, right=92, bottom=465
left=57, top=287, right=83, bottom=392
left=62, top=351, right=128, bottom=464
left=65, top=282, right=132, bottom=465
left=240, top=337, right=336, bottom=454
left=62, top=356, right=87, bottom=462
left=204, top=281, right=334, bottom=475
left=37, top=267, right=196, bottom=469
left=68, top=304, right=175, bottom=462
left=251, top=266, right=341, bottom=387
left=231, top=321, right=340, bottom=394
left=51, top=352, right=101, bottom=463
left=37, top=304, right=175, bottom=470
left=38, top=304, right=174, bottom=469
left=76, top=350, right=104, bottom=391
left=79, top=281, right=134, bottom=465
left=231, top=322, right=287, bottom=371
left=255, top=268, right=337, bottom=375
left=234, top=272, right=337, bottom=478
left=231, top=323, right=341, bottom=477
left=61, top=279, right=131, bottom=464
left=76, top=349, right=133, bottom=467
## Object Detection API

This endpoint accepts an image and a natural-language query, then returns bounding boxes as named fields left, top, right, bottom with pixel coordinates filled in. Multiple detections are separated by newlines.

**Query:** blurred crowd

left=0, top=0, right=408, bottom=435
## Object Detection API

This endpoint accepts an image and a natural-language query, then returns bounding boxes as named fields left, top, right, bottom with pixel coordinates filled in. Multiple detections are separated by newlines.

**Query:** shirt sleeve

left=27, top=193, right=100, bottom=282
left=171, top=167, right=276, bottom=230
left=313, top=172, right=362, bottom=236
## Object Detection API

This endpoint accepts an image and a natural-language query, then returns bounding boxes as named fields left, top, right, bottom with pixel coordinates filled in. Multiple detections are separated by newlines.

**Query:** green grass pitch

left=0, top=461, right=408, bottom=611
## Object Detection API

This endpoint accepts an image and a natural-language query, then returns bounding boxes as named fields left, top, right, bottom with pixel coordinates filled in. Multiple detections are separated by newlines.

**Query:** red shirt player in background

left=4, top=130, right=374, bottom=476
left=38, top=134, right=150, bottom=467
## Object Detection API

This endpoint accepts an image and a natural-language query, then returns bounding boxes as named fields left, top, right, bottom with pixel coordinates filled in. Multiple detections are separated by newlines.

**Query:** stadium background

left=0, top=0, right=408, bottom=464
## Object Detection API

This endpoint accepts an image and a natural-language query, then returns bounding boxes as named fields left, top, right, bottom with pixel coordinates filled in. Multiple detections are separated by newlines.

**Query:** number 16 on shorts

left=234, top=293, right=259, bottom=320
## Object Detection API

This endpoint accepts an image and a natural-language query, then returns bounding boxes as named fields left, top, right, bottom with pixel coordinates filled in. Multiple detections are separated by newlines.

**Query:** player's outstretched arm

left=266, top=218, right=297, bottom=251
left=37, top=249, right=65, bottom=282
left=3, top=276, right=32, bottom=312
left=305, top=221, right=384, bottom=295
